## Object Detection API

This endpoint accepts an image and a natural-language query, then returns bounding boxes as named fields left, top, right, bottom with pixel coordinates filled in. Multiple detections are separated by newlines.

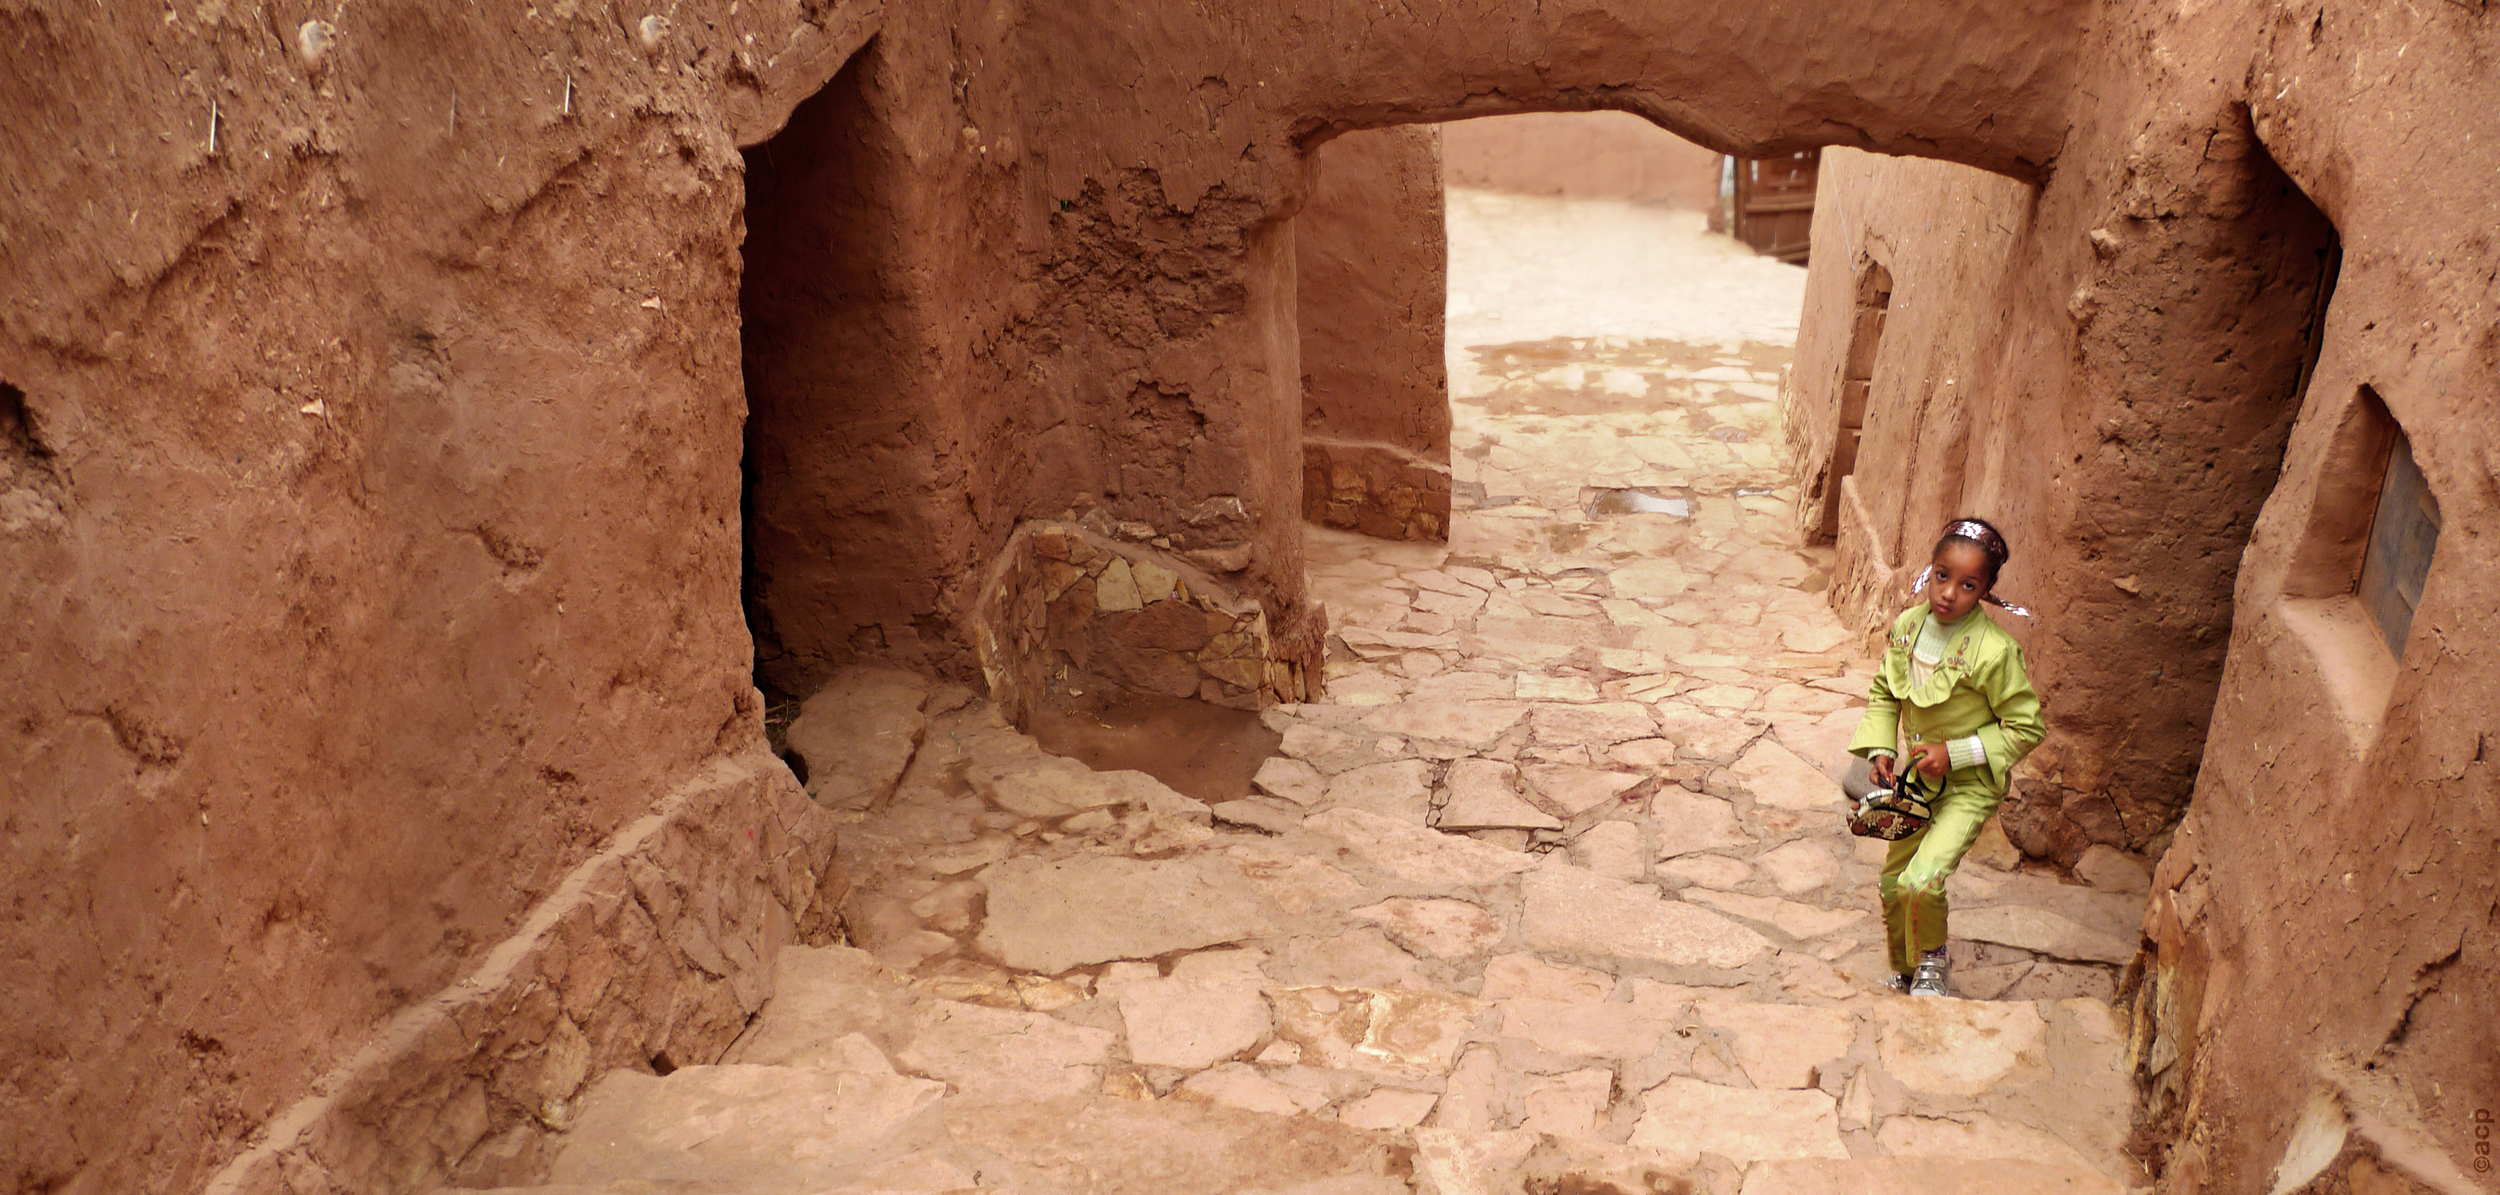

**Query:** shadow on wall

left=1795, top=258, right=1891, bottom=544
left=741, top=44, right=956, bottom=697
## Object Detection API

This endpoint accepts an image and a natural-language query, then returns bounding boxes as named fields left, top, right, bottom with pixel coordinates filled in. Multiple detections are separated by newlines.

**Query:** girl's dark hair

left=1934, top=516, right=2011, bottom=584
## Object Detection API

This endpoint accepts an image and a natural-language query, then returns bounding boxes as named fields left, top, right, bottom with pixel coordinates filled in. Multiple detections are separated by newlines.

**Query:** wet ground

left=498, top=190, right=2152, bottom=1195
left=1026, top=692, right=1281, bottom=804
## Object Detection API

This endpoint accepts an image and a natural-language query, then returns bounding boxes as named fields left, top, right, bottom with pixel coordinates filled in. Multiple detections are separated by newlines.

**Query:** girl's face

left=1928, top=542, right=1993, bottom=623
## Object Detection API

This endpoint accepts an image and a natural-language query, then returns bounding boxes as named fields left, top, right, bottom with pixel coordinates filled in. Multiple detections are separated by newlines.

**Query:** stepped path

left=465, top=194, right=2151, bottom=1195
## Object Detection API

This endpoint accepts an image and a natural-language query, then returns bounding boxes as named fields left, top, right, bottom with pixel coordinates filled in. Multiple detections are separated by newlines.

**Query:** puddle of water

left=1027, top=691, right=1281, bottom=804
left=1451, top=479, right=1525, bottom=510
left=1585, top=487, right=1693, bottom=518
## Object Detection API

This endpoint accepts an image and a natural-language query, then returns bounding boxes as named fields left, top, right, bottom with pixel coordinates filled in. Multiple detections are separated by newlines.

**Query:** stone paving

left=471, top=191, right=2155, bottom=1195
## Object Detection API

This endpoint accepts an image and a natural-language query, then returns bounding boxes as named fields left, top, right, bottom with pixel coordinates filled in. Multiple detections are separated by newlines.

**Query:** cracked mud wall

left=1788, top=2, right=2499, bottom=1191
left=0, top=0, right=2194, bottom=1189
left=0, top=2, right=880, bottom=1190
left=2135, top=3, right=2500, bottom=1192
left=735, top=0, right=2100, bottom=680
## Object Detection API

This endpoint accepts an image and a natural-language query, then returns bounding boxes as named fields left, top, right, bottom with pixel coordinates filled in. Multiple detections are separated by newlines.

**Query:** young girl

left=1847, top=517, right=2046, bottom=997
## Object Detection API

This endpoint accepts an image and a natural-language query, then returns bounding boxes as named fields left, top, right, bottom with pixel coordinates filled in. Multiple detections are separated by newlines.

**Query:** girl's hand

left=1910, top=743, right=1950, bottom=778
left=1869, top=754, right=1897, bottom=787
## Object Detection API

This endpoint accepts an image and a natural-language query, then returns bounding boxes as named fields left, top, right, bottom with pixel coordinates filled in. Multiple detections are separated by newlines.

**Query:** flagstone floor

left=473, top=191, right=2153, bottom=1195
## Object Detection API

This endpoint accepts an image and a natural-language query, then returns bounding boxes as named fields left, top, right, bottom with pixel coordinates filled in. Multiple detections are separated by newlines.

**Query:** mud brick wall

left=1791, top=140, right=2336, bottom=863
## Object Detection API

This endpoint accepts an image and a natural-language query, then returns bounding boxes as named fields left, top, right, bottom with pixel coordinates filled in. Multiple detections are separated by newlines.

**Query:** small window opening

left=2357, top=428, right=2439, bottom=658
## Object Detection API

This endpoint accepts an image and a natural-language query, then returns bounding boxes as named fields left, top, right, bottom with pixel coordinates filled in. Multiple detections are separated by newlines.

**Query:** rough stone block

left=1520, top=764, right=1644, bottom=815
left=1303, top=807, right=1537, bottom=887
left=1497, top=998, right=1675, bottom=1059
left=1352, top=898, right=1505, bottom=958
left=1696, top=1003, right=1858, bottom=1089
left=1737, top=1157, right=2123, bottom=1195
left=1570, top=820, right=1648, bottom=881
left=1338, top=1086, right=1442, bottom=1130
left=1479, top=954, right=1614, bottom=1004
left=548, top=1065, right=947, bottom=1187
left=1519, top=1068, right=1617, bottom=1140
left=1951, top=906, right=2133, bottom=965
left=1872, top=1000, right=2048, bottom=1097
left=1519, top=865, right=1772, bottom=969
left=785, top=667, right=933, bottom=810
left=1103, top=949, right=1273, bottom=1070
left=1728, top=738, right=1841, bottom=812
left=1629, top=1077, right=1849, bottom=1162
left=1269, top=986, right=1483, bottom=1079
left=1648, top=790, right=1754, bottom=858
left=977, top=855, right=1278, bottom=972
left=1326, top=759, right=1438, bottom=822
left=896, top=999, right=1119, bottom=1100
left=1436, top=759, right=1562, bottom=830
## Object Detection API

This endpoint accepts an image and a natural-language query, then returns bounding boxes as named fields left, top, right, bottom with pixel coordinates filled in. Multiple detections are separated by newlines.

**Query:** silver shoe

left=1887, top=973, right=1913, bottom=995
left=1909, top=954, right=1950, bottom=998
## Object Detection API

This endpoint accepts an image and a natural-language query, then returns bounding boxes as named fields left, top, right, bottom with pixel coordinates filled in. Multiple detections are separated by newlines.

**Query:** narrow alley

left=481, top=188, right=2154, bottom=1195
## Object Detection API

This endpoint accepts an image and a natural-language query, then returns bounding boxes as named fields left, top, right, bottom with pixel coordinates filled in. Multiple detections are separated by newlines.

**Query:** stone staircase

left=449, top=670, right=2145, bottom=1195
left=450, top=232, right=2155, bottom=1195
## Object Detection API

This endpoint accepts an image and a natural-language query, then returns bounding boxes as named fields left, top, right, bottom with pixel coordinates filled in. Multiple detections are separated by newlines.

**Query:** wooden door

left=1731, top=150, right=1820, bottom=265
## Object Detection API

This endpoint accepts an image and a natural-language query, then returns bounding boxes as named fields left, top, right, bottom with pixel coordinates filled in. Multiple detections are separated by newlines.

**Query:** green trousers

left=1877, top=776, right=2005, bottom=975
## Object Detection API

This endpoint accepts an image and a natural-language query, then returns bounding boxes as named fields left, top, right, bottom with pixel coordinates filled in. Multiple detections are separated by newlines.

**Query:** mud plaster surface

left=499, top=191, right=2155, bottom=1195
left=1442, top=113, right=1724, bottom=211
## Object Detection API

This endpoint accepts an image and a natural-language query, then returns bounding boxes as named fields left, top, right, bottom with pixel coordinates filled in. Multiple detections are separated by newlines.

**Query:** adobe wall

left=2133, top=4, right=2500, bottom=1191
left=736, top=0, right=2091, bottom=694
left=1297, top=126, right=1451, bottom=543
left=2, top=0, right=2226, bottom=1189
left=1790, top=129, right=2336, bottom=863
left=1785, top=2, right=2499, bottom=1191
left=0, top=2, right=879, bottom=1191
left=1442, top=112, right=1722, bottom=210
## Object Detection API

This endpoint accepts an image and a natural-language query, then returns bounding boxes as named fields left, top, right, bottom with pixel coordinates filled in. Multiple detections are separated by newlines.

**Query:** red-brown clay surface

left=1298, top=126, right=1452, bottom=541
left=1782, top=7, right=2500, bottom=1191
left=5, top=0, right=2496, bottom=1190
left=1442, top=112, right=1723, bottom=211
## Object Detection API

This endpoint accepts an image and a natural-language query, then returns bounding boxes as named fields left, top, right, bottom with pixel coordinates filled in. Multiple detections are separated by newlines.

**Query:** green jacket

left=1847, top=605, right=2046, bottom=794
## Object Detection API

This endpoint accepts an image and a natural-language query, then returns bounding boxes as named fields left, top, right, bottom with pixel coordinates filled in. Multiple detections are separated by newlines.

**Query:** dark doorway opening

left=739, top=47, right=906, bottom=753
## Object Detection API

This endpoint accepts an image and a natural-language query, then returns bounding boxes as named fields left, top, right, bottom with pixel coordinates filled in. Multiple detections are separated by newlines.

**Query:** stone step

left=1737, top=1156, right=2126, bottom=1195
left=459, top=1083, right=1406, bottom=1195
left=537, top=1063, right=952, bottom=1191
